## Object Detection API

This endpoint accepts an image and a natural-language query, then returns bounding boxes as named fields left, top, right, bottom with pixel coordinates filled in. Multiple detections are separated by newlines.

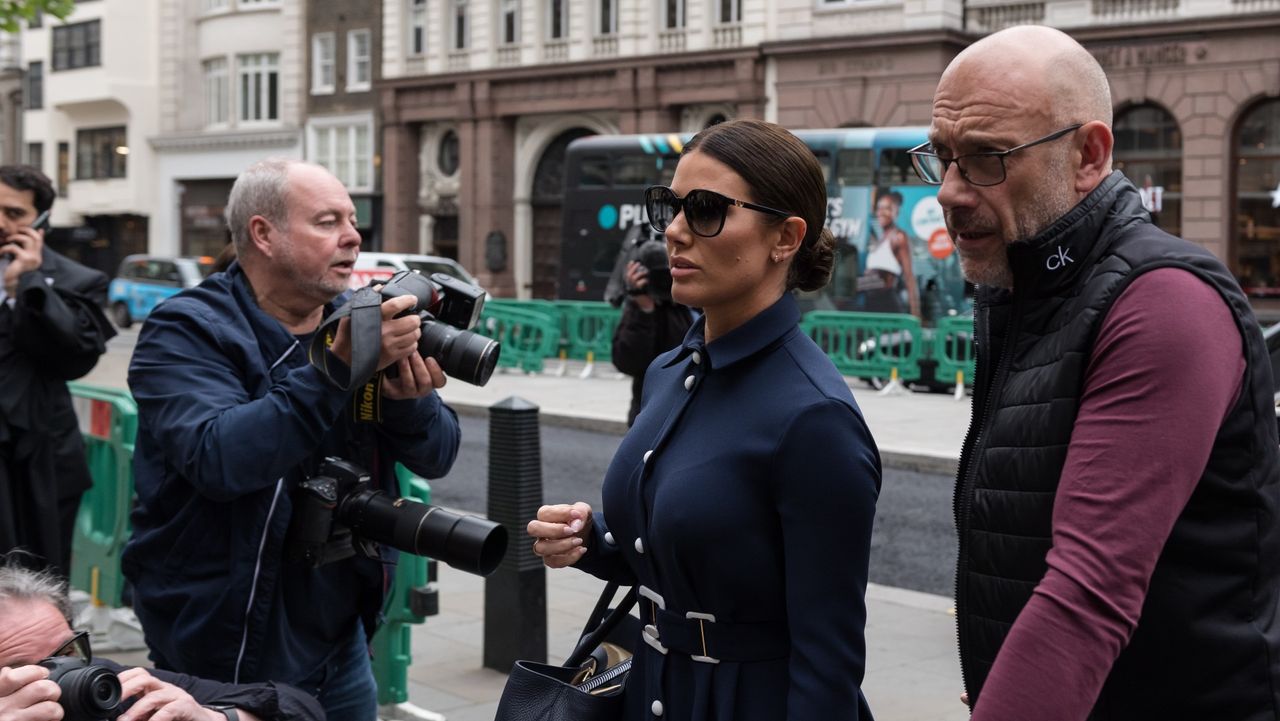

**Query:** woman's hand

left=527, top=502, right=593, bottom=568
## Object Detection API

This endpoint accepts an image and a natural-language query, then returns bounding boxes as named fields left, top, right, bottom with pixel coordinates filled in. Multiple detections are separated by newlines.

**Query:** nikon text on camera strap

left=307, top=286, right=386, bottom=422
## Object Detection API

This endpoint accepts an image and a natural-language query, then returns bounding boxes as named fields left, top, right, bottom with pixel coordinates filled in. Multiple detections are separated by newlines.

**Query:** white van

left=349, top=252, right=483, bottom=292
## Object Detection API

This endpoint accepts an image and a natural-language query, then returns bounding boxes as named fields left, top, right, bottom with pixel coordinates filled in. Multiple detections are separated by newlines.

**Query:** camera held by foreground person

left=39, top=649, right=123, bottom=721
left=286, top=457, right=507, bottom=576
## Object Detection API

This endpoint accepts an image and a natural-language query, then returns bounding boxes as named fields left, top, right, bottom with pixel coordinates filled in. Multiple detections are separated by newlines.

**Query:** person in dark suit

left=0, top=165, right=114, bottom=581
left=529, top=120, right=882, bottom=720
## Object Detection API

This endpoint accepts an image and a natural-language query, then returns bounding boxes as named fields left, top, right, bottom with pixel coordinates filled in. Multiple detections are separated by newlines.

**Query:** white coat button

left=691, top=351, right=702, bottom=365
left=684, top=375, right=695, bottom=391
left=634, top=537, right=645, bottom=554
left=643, top=450, right=653, bottom=463
left=604, top=532, right=615, bottom=545
left=652, top=700, right=664, bottom=716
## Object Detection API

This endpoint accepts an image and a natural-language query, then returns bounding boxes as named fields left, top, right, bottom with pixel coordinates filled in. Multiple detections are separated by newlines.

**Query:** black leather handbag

left=495, top=582, right=638, bottom=721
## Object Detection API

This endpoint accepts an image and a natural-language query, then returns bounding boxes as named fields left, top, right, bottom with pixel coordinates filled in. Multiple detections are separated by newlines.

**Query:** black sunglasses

left=644, top=185, right=794, bottom=238
left=46, top=629, right=92, bottom=661
left=907, top=124, right=1083, bottom=187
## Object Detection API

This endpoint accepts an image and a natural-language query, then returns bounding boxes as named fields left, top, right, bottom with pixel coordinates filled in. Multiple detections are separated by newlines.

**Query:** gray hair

left=225, top=157, right=297, bottom=256
left=0, top=560, right=73, bottom=625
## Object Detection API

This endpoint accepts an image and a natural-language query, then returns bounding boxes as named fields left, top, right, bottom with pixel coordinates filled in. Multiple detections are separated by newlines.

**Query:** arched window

left=1232, top=98, right=1280, bottom=297
left=1113, top=103, right=1182, bottom=238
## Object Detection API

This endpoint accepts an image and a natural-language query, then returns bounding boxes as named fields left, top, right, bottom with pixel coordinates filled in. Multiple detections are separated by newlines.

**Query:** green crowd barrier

left=477, top=302, right=561, bottom=373
left=67, top=382, right=137, bottom=608
left=932, top=315, right=976, bottom=388
left=799, top=311, right=924, bottom=382
left=557, top=301, right=621, bottom=363
left=371, top=465, right=435, bottom=707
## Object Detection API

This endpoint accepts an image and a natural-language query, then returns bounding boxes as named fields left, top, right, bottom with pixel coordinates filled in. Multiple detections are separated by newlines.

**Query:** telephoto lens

left=417, top=318, right=501, bottom=387
left=339, top=488, right=508, bottom=576
left=39, top=657, right=122, bottom=721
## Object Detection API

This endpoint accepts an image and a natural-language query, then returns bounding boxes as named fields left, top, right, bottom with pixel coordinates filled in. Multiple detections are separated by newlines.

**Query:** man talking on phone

left=0, top=164, right=115, bottom=579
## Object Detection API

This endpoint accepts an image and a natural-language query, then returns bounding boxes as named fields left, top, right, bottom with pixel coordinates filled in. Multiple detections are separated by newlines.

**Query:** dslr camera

left=374, top=269, right=501, bottom=387
left=606, top=225, right=671, bottom=307
left=38, top=656, right=122, bottom=721
left=286, top=457, right=507, bottom=576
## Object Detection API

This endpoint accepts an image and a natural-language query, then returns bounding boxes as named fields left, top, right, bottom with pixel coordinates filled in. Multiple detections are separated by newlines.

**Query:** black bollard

left=483, top=396, right=547, bottom=671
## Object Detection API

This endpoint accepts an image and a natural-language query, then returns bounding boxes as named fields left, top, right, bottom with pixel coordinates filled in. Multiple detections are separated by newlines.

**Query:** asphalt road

left=431, top=414, right=958, bottom=597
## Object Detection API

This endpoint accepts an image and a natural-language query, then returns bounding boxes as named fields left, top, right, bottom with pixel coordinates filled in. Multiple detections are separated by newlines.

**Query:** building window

left=311, top=33, right=335, bottom=94
left=203, top=58, right=229, bottom=126
left=598, top=0, right=616, bottom=34
left=502, top=0, right=519, bottom=44
left=347, top=30, right=371, bottom=91
left=409, top=0, right=427, bottom=55
left=238, top=0, right=280, bottom=6
left=25, top=61, right=42, bottom=110
left=28, top=10, right=41, bottom=28
left=237, top=53, right=279, bottom=123
left=52, top=20, right=101, bottom=72
left=57, top=142, right=68, bottom=196
left=452, top=0, right=468, bottom=50
left=1233, top=98, right=1280, bottom=297
left=309, top=119, right=374, bottom=191
left=548, top=0, right=567, bottom=39
left=26, top=142, right=42, bottom=172
left=202, top=0, right=229, bottom=11
left=718, top=0, right=741, bottom=23
left=1113, top=103, right=1181, bottom=239
left=438, top=130, right=459, bottom=176
left=75, top=126, right=127, bottom=180
left=666, top=0, right=685, bottom=29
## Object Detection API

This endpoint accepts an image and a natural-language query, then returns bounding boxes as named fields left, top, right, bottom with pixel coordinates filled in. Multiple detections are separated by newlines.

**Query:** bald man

left=910, top=26, right=1280, bottom=720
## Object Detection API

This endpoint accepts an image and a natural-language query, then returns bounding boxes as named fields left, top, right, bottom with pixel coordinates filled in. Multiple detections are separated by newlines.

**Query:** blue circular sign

left=597, top=204, right=618, bottom=230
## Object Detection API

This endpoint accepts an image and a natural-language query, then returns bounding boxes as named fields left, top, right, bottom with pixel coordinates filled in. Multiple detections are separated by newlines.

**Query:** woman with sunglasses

left=529, top=119, right=881, bottom=720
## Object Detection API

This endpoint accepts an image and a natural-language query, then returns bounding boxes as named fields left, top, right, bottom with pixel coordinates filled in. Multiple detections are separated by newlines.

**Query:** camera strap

left=307, top=287, right=385, bottom=406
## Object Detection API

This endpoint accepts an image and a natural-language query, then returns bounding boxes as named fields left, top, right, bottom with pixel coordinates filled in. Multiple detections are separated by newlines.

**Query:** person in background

left=530, top=119, right=882, bottom=720
left=912, top=25, right=1280, bottom=719
left=862, top=190, right=920, bottom=317
left=0, top=165, right=115, bottom=581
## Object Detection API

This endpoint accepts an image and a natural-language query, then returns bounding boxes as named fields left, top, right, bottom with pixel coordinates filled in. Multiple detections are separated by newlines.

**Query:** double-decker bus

left=558, top=128, right=971, bottom=324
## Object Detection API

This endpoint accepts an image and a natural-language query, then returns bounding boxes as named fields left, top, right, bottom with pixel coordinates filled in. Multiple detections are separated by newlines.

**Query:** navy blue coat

left=122, top=262, right=460, bottom=685
left=577, top=294, right=881, bottom=721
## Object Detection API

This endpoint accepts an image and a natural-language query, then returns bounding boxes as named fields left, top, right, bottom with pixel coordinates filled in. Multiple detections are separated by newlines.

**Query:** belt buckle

left=642, top=623, right=668, bottom=655
left=685, top=611, right=720, bottom=664
left=639, top=586, right=668, bottom=655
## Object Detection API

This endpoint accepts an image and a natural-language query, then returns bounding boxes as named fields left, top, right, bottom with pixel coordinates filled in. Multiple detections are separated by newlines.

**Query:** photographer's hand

left=117, top=668, right=262, bottom=721
left=624, top=261, right=655, bottom=313
left=2, top=224, right=44, bottom=297
left=0, top=665, right=61, bottom=721
left=329, top=294, right=422, bottom=372
left=528, top=502, right=593, bottom=568
left=382, top=353, right=447, bottom=400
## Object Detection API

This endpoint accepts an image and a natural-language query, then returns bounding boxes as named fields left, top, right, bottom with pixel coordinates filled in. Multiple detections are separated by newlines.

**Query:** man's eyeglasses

left=907, top=124, right=1083, bottom=187
left=644, top=185, right=794, bottom=238
left=47, top=629, right=92, bottom=661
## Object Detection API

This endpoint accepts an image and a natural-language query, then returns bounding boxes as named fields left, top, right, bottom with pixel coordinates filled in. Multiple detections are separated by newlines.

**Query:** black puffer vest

left=955, top=172, right=1280, bottom=719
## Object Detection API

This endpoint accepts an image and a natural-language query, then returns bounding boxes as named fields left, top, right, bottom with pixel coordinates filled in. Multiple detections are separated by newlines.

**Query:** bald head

left=943, top=26, right=1112, bottom=128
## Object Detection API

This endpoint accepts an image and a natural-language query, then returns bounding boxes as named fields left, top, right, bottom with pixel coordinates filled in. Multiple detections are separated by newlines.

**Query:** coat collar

left=227, top=262, right=347, bottom=365
left=663, top=293, right=801, bottom=371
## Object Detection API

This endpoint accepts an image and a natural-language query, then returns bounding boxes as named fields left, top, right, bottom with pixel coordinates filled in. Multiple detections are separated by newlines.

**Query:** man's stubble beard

left=274, top=231, right=347, bottom=305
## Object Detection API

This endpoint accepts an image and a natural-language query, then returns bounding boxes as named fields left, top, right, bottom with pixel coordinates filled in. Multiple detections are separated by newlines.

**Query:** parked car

left=350, top=252, right=483, bottom=292
left=108, top=255, right=214, bottom=328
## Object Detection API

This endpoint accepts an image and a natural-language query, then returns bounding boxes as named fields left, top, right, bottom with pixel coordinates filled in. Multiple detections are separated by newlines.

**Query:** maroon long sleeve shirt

left=971, top=268, right=1248, bottom=721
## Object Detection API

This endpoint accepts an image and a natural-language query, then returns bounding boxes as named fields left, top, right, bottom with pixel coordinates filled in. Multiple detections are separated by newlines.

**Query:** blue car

left=108, top=255, right=214, bottom=328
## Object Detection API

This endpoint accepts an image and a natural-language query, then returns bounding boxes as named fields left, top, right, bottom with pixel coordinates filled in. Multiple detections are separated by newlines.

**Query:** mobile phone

left=30, top=209, right=51, bottom=232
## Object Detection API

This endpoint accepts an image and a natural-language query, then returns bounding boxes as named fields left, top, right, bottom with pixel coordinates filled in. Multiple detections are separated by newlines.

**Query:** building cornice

left=761, top=27, right=972, bottom=57
left=148, top=128, right=302, bottom=152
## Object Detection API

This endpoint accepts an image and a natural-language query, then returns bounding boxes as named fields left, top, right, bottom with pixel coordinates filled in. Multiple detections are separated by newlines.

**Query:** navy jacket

left=578, top=293, right=881, bottom=721
left=122, top=262, right=460, bottom=685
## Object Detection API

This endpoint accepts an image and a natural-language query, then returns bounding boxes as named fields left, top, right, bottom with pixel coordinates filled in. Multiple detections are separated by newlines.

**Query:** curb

left=450, top=401, right=959, bottom=475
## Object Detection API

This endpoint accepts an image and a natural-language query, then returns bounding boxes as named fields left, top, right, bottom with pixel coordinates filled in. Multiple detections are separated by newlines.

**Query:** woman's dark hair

left=878, top=189, right=904, bottom=209
left=0, top=165, right=56, bottom=214
left=682, top=119, right=834, bottom=292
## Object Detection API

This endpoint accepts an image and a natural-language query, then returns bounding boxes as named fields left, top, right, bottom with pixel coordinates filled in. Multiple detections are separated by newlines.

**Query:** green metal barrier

left=799, top=311, right=924, bottom=382
left=932, top=315, right=976, bottom=387
left=67, top=382, right=137, bottom=608
left=477, top=303, right=561, bottom=373
left=371, top=464, right=434, bottom=707
left=557, top=301, right=621, bottom=363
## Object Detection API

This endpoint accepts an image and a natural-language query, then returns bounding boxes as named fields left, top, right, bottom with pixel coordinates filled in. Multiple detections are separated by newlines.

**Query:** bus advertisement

left=558, top=128, right=972, bottom=325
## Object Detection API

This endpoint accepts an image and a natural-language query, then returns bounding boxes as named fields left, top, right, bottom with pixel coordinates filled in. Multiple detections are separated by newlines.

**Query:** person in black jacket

left=0, top=165, right=115, bottom=581
left=609, top=230, right=694, bottom=426
left=0, top=561, right=324, bottom=721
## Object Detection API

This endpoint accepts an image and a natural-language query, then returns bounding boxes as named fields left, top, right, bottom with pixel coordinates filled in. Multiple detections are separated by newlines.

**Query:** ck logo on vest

left=1046, top=246, right=1074, bottom=271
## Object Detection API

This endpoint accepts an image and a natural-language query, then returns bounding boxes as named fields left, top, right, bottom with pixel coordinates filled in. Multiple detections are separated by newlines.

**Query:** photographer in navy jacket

left=122, top=159, right=460, bottom=721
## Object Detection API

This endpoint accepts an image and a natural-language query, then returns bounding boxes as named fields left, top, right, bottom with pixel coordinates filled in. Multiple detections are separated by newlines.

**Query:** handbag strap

left=565, top=582, right=638, bottom=668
